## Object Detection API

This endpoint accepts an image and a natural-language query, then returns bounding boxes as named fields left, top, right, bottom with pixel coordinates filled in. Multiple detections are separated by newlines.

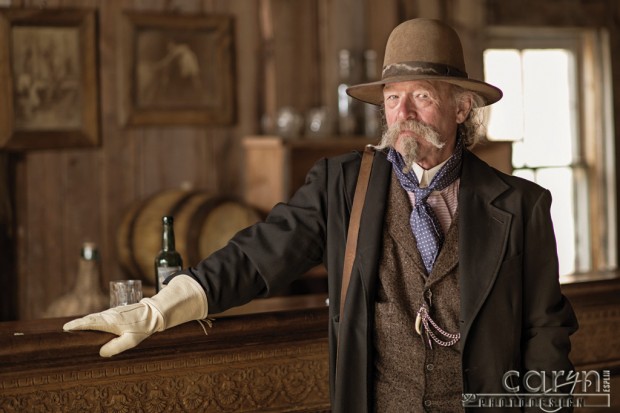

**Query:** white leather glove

left=63, top=274, right=208, bottom=357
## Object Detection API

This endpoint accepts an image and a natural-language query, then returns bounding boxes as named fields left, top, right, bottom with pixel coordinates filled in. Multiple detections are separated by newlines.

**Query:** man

left=65, top=18, right=578, bottom=412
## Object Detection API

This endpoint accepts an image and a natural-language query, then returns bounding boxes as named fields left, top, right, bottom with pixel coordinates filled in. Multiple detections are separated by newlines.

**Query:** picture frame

left=119, top=13, right=236, bottom=127
left=0, top=9, right=99, bottom=150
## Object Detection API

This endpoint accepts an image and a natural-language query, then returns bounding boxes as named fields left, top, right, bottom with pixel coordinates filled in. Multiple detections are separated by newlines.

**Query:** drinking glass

left=109, top=280, right=143, bottom=308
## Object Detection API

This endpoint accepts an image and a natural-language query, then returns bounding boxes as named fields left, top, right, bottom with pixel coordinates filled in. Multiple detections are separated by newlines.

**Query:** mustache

left=376, top=119, right=445, bottom=150
left=374, top=120, right=445, bottom=171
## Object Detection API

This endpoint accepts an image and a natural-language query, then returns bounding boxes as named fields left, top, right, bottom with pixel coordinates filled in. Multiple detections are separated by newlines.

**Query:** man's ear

left=456, top=95, right=472, bottom=124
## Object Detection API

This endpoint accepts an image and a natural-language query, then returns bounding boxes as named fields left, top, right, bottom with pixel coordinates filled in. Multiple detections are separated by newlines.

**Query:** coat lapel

left=458, top=150, right=512, bottom=344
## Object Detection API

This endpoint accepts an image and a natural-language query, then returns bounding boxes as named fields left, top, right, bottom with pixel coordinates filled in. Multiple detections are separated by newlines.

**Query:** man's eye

left=384, top=95, right=398, bottom=105
left=413, top=92, right=433, bottom=107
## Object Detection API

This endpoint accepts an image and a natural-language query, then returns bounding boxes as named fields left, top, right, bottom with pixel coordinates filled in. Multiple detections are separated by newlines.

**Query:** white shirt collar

left=411, top=158, right=450, bottom=188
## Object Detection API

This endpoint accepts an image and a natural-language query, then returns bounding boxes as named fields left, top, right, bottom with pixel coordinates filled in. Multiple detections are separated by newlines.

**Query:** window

left=483, top=28, right=616, bottom=279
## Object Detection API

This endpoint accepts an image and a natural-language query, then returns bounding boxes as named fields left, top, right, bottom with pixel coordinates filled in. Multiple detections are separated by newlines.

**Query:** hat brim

left=347, top=75, right=503, bottom=106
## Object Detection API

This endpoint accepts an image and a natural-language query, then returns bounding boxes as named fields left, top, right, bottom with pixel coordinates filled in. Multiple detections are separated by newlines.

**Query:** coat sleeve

left=521, top=189, right=579, bottom=403
left=170, top=158, right=329, bottom=314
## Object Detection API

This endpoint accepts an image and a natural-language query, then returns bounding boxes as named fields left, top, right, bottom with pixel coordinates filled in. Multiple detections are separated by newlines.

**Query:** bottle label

left=157, top=266, right=182, bottom=289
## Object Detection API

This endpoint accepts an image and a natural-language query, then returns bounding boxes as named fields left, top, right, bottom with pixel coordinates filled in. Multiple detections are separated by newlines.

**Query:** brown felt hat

left=347, top=18, right=502, bottom=106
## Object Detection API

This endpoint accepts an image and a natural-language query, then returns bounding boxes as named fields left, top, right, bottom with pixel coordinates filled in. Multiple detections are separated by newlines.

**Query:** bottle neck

left=162, top=223, right=176, bottom=251
left=75, top=258, right=100, bottom=292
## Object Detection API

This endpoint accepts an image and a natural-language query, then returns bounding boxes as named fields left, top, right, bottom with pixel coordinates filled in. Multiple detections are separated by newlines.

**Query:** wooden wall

left=1, top=0, right=620, bottom=320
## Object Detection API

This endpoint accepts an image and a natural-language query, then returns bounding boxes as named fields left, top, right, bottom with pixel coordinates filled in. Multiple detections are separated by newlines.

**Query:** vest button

left=424, top=400, right=432, bottom=407
left=426, top=363, right=434, bottom=371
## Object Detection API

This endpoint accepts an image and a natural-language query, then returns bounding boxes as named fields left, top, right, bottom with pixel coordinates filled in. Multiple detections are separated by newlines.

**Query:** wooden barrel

left=117, top=189, right=262, bottom=285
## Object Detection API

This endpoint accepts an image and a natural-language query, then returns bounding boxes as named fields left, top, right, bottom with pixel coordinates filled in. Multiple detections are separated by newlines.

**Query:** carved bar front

left=0, top=297, right=330, bottom=413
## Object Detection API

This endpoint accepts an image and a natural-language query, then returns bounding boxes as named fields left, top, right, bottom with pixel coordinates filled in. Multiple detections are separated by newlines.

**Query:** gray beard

left=375, top=119, right=445, bottom=168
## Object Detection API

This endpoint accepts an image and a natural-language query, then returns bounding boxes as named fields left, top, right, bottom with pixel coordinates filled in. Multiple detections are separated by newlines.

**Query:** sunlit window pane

left=483, top=49, right=524, bottom=141
left=485, top=49, right=576, bottom=168
left=521, top=50, right=575, bottom=167
left=512, top=140, right=528, bottom=169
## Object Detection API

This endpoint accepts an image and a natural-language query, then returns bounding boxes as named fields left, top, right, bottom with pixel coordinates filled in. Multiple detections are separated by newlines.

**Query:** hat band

left=382, top=61, right=468, bottom=80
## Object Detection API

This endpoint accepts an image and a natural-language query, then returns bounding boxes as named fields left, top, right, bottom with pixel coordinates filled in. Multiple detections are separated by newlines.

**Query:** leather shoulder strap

left=339, top=145, right=375, bottom=319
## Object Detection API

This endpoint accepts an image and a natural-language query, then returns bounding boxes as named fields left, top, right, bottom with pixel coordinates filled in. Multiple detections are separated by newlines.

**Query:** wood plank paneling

left=486, top=0, right=613, bottom=26
left=19, top=153, right=63, bottom=319
left=365, top=0, right=398, bottom=71
left=96, top=0, right=136, bottom=299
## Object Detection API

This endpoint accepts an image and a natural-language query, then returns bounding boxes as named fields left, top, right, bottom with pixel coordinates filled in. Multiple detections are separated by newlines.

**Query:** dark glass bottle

left=154, top=216, right=183, bottom=292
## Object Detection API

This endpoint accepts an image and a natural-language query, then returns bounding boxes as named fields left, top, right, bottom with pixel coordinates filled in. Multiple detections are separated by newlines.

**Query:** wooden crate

left=242, top=135, right=375, bottom=212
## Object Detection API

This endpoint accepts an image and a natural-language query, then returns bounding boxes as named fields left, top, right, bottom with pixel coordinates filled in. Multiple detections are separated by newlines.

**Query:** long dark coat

left=181, top=149, right=578, bottom=413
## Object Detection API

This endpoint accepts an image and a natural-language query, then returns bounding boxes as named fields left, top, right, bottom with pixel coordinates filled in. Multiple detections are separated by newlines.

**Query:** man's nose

left=396, top=97, right=417, bottom=121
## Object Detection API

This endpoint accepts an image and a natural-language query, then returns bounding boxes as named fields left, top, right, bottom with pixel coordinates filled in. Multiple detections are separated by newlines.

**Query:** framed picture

left=0, top=9, right=99, bottom=150
left=119, top=13, right=236, bottom=126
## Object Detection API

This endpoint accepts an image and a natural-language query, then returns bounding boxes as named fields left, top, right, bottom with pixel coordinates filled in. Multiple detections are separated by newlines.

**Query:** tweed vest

left=373, top=172, right=463, bottom=413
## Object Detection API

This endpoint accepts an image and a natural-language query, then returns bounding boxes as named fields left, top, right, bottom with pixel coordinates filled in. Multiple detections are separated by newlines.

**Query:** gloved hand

left=63, top=274, right=208, bottom=357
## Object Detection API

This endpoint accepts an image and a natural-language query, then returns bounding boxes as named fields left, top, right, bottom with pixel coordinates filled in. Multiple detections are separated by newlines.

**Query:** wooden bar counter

left=0, top=295, right=331, bottom=413
left=2, top=278, right=620, bottom=412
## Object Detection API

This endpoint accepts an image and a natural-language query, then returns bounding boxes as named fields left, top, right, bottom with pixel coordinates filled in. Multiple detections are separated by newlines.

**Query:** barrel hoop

left=186, top=196, right=237, bottom=258
left=170, top=190, right=200, bottom=216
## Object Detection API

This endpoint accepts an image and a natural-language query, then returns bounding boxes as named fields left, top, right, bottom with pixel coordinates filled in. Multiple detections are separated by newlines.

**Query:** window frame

left=483, top=26, right=617, bottom=279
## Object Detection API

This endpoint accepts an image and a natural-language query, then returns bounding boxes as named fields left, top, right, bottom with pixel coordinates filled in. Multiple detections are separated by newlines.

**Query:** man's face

left=381, top=80, right=468, bottom=168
